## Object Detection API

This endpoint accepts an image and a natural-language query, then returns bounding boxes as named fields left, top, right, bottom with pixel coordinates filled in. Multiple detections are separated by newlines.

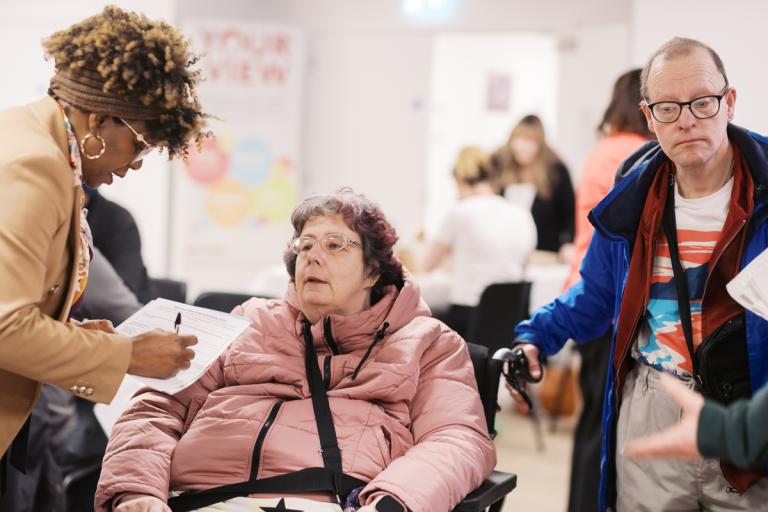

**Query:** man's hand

left=625, top=373, right=704, bottom=461
left=128, top=330, right=197, bottom=379
left=115, top=494, right=170, bottom=511
left=503, top=343, right=541, bottom=413
left=74, top=318, right=116, bottom=333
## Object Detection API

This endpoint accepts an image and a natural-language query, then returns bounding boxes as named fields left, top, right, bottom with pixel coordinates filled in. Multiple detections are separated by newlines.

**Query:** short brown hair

left=640, top=37, right=728, bottom=99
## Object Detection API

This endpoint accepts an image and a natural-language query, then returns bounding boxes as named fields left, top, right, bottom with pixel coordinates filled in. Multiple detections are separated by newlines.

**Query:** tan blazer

left=0, top=97, right=132, bottom=455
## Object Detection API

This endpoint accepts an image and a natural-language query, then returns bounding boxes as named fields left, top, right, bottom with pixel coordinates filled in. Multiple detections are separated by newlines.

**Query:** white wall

left=630, top=0, right=768, bottom=134
left=424, top=33, right=559, bottom=234
left=303, top=32, right=432, bottom=242
left=555, top=23, right=632, bottom=183
left=179, top=0, right=630, bottom=33
left=0, top=1, right=177, bottom=277
left=178, top=0, right=634, bottom=244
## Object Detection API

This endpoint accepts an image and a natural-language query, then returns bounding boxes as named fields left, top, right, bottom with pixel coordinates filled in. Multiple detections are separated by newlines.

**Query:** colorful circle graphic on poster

left=251, top=173, right=295, bottom=223
left=204, top=179, right=251, bottom=226
left=185, top=137, right=231, bottom=184
left=231, top=138, right=272, bottom=186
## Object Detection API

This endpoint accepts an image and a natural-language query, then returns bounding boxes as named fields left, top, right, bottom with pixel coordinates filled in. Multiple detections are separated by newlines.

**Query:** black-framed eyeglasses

left=119, top=117, right=156, bottom=163
left=644, top=87, right=730, bottom=123
left=290, top=233, right=362, bottom=255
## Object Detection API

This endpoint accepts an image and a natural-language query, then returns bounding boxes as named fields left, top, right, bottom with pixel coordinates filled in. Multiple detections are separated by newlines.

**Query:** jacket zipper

left=323, top=316, right=340, bottom=355
left=613, top=238, right=653, bottom=409
left=702, top=219, right=746, bottom=300
left=249, top=399, right=284, bottom=480
left=323, top=355, right=332, bottom=390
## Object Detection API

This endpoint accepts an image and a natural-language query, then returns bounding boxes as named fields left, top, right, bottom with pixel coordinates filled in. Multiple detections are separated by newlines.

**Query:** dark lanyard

left=168, top=321, right=361, bottom=512
left=660, top=173, right=700, bottom=378
left=301, top=321, right=344, bottom=484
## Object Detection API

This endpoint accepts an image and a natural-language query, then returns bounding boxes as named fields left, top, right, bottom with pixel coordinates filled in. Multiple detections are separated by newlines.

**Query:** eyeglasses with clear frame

left=644, top=87, right=730, bottom=123
left=119, top=117, right=156, bottom=163
left=290, top=233, right=362, bottom=256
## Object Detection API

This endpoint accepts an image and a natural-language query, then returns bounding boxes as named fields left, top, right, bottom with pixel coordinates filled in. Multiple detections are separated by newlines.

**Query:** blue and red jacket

left=515, top=124, right=768, bottom=511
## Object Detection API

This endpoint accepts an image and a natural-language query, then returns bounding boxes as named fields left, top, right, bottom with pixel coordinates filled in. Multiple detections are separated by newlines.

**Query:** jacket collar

left=284, top=267, right=431, bottom=353
left=28, top=96, right=72, bottom=183
left=590, top=123, right=768, bottom=244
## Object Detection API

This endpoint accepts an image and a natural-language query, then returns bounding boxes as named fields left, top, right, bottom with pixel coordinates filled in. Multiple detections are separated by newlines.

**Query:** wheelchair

left=61, top=343, right=526, bottom=512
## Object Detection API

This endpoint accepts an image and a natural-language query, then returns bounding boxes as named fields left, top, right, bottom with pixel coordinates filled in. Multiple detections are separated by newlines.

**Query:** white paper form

left=115, top=298, right=251, bottom=393
left=727, top=247, right=768, bottom=321
left=94, top=298, right=251, bottom=435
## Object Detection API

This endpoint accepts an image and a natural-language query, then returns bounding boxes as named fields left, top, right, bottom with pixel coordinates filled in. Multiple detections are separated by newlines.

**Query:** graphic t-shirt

left=634, top=177, right=734, bottom=378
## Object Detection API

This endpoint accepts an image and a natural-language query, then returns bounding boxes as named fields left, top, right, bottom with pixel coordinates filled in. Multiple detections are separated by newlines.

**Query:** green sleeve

left=697, top=384, right=768, bottom=468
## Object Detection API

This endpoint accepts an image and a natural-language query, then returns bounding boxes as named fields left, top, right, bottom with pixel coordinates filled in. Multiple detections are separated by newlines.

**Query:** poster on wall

left=171, top=20, right=304, bottom=294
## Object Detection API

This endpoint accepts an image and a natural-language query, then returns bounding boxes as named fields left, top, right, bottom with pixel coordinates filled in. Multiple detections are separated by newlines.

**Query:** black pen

left=174, top=312, right=182, bottom=334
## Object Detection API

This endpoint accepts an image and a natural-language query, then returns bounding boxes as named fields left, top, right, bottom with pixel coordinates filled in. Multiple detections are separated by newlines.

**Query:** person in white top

left=422, top=146, right=537, bottom=338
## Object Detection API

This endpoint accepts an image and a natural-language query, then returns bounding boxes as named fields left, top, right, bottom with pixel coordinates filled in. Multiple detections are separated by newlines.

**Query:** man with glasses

left=506, top=37, right=768, bottom=511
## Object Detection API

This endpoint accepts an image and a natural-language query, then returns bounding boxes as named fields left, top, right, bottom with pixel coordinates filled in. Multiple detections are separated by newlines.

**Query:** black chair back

left=466, top=343, right=503, bottom=439
left=467, top=282, right=531, bottom=355
left=148, top=278, right=188, bottom=303
left=193, top=292, right=261, bottom=313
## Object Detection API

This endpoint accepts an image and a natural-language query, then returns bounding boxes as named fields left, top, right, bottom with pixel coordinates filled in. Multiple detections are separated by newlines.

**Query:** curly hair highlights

left=284, top=188, right=404, bottom=303
left=42, top=5, right=209, bottom=159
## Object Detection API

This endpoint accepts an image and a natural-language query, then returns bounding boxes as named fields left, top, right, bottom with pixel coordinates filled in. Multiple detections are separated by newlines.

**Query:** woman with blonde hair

left=423, top=146, right=537, bottom=338
left=493, top=115, right=575, bottom=254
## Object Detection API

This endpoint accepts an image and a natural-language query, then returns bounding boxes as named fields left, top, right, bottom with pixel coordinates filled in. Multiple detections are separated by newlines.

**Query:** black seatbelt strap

left=301, top=321, right=344, bottom=478
left=168, top=320, right=363, bottom=511
left=661, top=172, right=700, bottom=379
left=168, top=468, right=364, bottom=512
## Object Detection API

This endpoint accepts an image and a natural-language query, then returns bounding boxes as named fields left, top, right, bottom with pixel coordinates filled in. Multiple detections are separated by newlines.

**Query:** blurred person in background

left=565, top=68, right=654, bottom=512
left=84, top=186, right=154, bottom=303
left=422, top=147, right=537, bottom=339
left=0, top=6, right=208, bottom=510
left=493, top=114, right=575, bottom=255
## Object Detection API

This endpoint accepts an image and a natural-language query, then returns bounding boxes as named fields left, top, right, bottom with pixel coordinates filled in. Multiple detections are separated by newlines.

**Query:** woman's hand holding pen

left=127, top=330, right=197, bottom=379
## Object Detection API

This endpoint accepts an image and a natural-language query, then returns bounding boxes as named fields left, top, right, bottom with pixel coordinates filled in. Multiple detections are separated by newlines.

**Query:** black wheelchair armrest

left=452, top=470, right=517, bottom=512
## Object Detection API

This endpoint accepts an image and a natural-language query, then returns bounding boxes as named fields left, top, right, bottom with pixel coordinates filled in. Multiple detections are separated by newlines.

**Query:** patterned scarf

left=56, top=101, right=93, bottom=309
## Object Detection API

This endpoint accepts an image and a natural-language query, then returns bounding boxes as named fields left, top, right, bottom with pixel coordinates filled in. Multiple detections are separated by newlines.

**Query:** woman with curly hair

left=0, top=4, right=208, bottom=489
left=96, top=189, right=496, bottom=512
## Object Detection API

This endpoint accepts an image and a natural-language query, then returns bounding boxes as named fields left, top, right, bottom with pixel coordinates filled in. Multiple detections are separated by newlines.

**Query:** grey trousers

left=616, top=363, right=768, bottom=511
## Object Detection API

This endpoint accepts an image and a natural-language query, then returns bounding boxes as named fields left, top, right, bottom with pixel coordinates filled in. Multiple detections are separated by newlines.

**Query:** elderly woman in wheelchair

left=96, top=189, right=496, bottom=512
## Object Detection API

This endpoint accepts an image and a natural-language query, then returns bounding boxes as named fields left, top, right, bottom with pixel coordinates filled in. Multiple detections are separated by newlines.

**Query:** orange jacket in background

left=565, top=132, right=650, bottom=290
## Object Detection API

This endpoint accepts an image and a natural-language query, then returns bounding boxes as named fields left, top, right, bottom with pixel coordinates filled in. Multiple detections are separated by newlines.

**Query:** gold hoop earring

left=79, top=133, right=106, bottom=160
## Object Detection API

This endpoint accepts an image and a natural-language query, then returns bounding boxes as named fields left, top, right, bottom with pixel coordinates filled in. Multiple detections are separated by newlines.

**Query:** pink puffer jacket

left=95, top=273, right=496, bottom=512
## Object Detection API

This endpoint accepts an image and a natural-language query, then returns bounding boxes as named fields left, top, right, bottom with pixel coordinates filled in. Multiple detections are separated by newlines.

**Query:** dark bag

left=663, top=171, right=764, bottom=493
left=694, top=315, right=751, bottom=404
left=662, top=174, right=751, bottom=404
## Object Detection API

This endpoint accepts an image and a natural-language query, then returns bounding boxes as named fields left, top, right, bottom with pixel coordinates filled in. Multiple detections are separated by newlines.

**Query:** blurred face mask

left=510, top=136, right=540, bottom=165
